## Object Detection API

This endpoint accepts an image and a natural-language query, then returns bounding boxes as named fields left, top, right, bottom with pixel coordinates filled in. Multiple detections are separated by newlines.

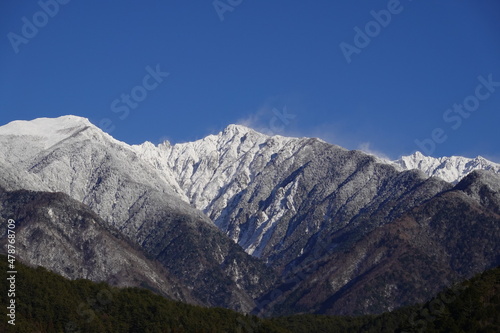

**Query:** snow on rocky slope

left=131, top=122, right=500, bottom=259
left=0, top=116, right=276, bottom=312
left=3, top=116, right=497, bottom=254
left=1, top=115, right=499, bottom=316
left=393, top=151, right=500, bottom=184
left=134, top=124, right=308, bottom=217
left=0, top=116, right=187, bottom=202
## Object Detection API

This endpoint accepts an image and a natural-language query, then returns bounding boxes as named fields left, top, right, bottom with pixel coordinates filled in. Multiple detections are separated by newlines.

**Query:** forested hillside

left=1, top=256, right=498, bottom=332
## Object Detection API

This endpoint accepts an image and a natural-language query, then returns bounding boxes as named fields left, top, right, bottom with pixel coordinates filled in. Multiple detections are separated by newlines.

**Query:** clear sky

left=1, top=0, right=499, bottom=161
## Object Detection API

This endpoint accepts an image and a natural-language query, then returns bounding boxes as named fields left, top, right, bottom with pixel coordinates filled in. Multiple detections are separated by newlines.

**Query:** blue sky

left=1, top=0, right=499, bottom=161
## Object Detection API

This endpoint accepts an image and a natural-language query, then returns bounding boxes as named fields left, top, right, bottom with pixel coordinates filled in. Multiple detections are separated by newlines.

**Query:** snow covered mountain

left=133, top=123, right=499, bottom=258
left=0, top=116, right=275, bottom=312
left=0, top=186, right=195, bottom=303
left=0, top=116, right=187, bottom=201
left=133, top=124, right=315, bottom=254
left=0, top=115, right=499, bottom=316
left=129, top=120, right=500, bottom=314
left=394, top=151, right=500, bottom=183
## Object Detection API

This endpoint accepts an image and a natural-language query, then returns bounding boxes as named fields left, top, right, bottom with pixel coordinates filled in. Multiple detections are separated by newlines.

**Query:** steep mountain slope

left=271, top=266, right=500, bottom=332
left=0, top=254, right=288, bottom=333
left=0, top=186, right=194, bottom=303
left=454, top=169, right=500, bottom=214
left=0, top=116, right=276, bottom=312
left=1, top=116, right=499, bottom=318
left=1, top=253, right=498, bottom=332
left=138, top=125, right=451, bottom=265
left=132, top=123, right=500, bottom=316
left=257, top=170, right=500, bottom=316
left=394, top=151, right=500, bottom=183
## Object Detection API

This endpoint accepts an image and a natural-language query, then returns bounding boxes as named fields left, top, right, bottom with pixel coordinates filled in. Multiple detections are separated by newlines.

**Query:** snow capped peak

left=393, top=152, right=500, bottom=184
left=223, top=124, right=255, bottom=134
left=153, top=122, right=303, bottom=216
left=0, top=115, right=96, bottom=149
left=219, top=124, right=269, bottom=142
left=0, top=115, right=134, bottom=152
left=2, top=114, right=498, bottom=194
left=0, top=115, right=91, bottom=135
left=411, top=151, right=426, bottom=158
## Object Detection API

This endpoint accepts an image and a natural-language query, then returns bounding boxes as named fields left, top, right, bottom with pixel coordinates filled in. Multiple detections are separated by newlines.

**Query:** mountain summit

left=0, top=115, right=103, bottom=149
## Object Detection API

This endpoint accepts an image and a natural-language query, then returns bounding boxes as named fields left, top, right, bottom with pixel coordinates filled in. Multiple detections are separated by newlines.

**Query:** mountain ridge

left=393, top=151, right=500, bottom=183
left=1, top=115, right=499, bottom=317
left=0, top=115, right=277, bottom=313
left=3, top=115, right=497, bottom=186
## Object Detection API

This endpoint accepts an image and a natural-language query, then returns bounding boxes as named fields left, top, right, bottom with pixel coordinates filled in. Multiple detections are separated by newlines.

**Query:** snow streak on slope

left=394, top=151, right=500, bottom=184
